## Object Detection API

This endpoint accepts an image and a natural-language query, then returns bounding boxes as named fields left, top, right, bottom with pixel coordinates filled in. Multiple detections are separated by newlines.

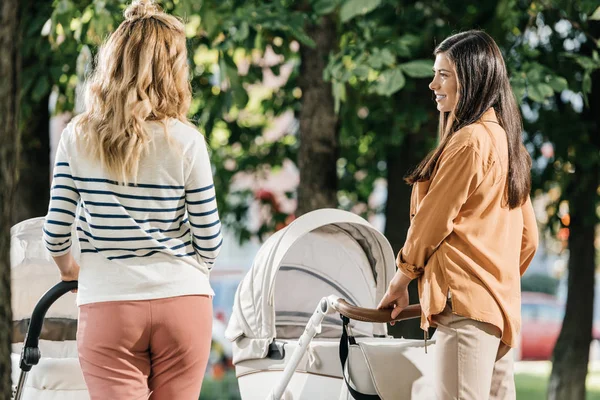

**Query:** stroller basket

left=267, top=295, right=422, bottom=400
left=13, top=280, right=78, bottom=400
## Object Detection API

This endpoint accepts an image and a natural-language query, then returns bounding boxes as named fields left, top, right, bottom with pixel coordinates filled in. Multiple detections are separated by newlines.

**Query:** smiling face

left=429, top=53, right=458, bottom=113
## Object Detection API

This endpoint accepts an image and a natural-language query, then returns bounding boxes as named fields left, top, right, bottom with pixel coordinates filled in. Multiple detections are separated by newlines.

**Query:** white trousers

left=432, top=304, right=516, bottom=400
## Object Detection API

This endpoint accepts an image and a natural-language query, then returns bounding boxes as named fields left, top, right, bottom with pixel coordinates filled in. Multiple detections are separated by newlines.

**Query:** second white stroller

left=10, top=217, right=88, bottom=400
left=226, top=209, right=437, bottom=399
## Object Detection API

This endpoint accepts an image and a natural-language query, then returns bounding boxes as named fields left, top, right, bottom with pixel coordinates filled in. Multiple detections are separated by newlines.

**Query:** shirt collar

left=480, top=108, right=499, bottom=124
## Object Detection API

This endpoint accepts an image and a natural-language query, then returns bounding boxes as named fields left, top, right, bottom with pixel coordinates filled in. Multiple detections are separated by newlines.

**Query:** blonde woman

left=42, top=1, right=222, bottom=398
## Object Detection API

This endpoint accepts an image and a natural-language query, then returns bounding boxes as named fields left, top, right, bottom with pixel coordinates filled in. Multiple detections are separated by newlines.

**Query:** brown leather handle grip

left=334, top=298, right=422, bottom=324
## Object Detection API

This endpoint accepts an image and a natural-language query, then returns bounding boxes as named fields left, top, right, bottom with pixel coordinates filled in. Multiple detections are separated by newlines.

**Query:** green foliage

left=20, top=2, right=62, bottom=118
left=562, top=52, right=600, bottom=103
left=400, top=60, right=435, bottom=78
left=312, top=0, right=341, bottom=16
left=340, top=0, right=381, bottom=23
left=375, top=68, right=406, bottom=96
left=41, top=0, right=458, bottom=242
left=521, top=273, right=560, bottom=296
left=35, top=0, right=600, bottom=244
left=505, top=0, right=600, bottom=231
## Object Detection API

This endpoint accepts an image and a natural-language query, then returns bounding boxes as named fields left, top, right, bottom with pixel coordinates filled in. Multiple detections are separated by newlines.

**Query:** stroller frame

left=13, top=281, right=78, bottom=400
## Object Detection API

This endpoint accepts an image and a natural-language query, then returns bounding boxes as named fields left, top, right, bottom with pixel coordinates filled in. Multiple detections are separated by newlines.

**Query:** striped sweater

left=43, top=118, right=223, bottom=305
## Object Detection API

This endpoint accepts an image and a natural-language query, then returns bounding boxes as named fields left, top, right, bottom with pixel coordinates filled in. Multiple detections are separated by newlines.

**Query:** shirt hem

left=77, top=286, right=215, bottom=306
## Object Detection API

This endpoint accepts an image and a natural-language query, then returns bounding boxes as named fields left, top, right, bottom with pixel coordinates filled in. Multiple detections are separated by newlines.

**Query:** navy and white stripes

left=43, top=159, right=80, bottom=255
left=43, top=122, right=223, bottom=270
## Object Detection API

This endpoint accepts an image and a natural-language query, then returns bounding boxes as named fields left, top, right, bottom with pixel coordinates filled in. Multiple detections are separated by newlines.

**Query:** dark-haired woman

left=378, top=30, right=538, bottom=399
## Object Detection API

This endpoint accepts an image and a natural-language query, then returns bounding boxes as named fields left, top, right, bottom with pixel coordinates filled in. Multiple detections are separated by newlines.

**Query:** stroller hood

left=225, top=209, right=396, bottom=364
left=11, top=217, right=80, bottom=324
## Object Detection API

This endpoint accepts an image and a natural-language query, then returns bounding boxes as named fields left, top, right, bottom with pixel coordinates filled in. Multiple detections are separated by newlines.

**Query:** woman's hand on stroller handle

left=51, top=252, right=80, bottom=293
left=377, top=270, right=413, bottom=325
left=335, top=298, right=421, bottom=324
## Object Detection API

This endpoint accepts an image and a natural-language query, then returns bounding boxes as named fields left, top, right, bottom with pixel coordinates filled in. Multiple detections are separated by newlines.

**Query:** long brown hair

left=405, top=30, right=531, bottom=209
left=76, top=0, right=192, bottom=183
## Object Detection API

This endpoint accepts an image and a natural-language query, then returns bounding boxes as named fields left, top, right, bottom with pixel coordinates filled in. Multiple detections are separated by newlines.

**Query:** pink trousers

left=77, top=295, right=212, bottom=400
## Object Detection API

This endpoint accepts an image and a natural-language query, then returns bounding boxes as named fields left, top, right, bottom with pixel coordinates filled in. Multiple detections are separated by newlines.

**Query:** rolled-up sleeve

left=43, top=130, right=80, bottom=256
left=397, top=144, right=487, bottom=279
left=519, top=196, right=538, bottom=276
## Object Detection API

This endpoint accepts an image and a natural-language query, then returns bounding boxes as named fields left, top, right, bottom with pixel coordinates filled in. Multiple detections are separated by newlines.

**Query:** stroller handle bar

left=334, top=298, right=421, bottom=323
left=20, top=280, right=78, bottom=371
left=14, top=280, right=77, bottom=400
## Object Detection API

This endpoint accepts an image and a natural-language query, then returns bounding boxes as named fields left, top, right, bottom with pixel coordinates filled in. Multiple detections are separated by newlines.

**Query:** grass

left=515, top=361, right=600, bottom=399
left=200, top=370, right=241, bottom=400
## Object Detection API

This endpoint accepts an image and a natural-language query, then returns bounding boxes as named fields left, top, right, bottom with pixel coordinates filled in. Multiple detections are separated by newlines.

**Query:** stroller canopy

left=11, top=217, right=80, bottom=324
left=225, top=209, right=396, bottom=364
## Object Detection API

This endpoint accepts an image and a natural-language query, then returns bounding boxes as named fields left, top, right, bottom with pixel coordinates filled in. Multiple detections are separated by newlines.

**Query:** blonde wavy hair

left=76, top=0, right=191, bottom=183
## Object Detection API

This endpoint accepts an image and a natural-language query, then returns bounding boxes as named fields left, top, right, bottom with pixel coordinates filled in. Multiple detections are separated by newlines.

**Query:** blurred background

left=1, top=0, right=599, bottom=399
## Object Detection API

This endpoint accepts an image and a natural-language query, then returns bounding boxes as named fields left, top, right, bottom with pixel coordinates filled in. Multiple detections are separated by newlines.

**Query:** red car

left=518, top=292, right=564, bottom=360
left=518, top=292, right=600, bottom=360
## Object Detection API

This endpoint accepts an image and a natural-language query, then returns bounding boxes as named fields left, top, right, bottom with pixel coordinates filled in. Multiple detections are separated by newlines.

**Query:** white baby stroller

left=9, top=217, right=234, bottom=400
left=226, top=209, right=437, bottom=400
left=10, top=217, right=88, bottom=400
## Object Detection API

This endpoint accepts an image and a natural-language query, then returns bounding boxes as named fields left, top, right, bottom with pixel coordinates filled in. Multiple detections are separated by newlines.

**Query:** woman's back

left=43, top=118, right=222, bottom=305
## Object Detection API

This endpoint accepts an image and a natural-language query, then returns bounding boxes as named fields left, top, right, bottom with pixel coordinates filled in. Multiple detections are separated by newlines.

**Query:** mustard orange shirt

left=397, top=108, right=539, bottom=348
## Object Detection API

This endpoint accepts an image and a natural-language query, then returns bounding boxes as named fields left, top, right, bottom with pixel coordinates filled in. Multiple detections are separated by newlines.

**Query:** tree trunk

left=14, top=96, right=51, bottom=224
left=0, top=0, right=21, bottom=395
left=296, top=15, right=338, bottom=215
left=547, top=167, right=598, bottom=400
left=385, top=85, right=437, bottom=339
left=13, top=0, right=53, bottom=224
left=548, top=29, right=600, bottom=398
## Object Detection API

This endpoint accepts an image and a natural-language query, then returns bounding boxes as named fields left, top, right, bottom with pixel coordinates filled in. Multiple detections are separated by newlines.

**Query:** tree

left=14, top=0, right=56, bottom=223
left=0, top=0, right=21, bottom=395
left=541, top=12, right=600, bottom=400
left=296, top=13, right=338, bottom=215
left=498, top=1, right=600, bottom=397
